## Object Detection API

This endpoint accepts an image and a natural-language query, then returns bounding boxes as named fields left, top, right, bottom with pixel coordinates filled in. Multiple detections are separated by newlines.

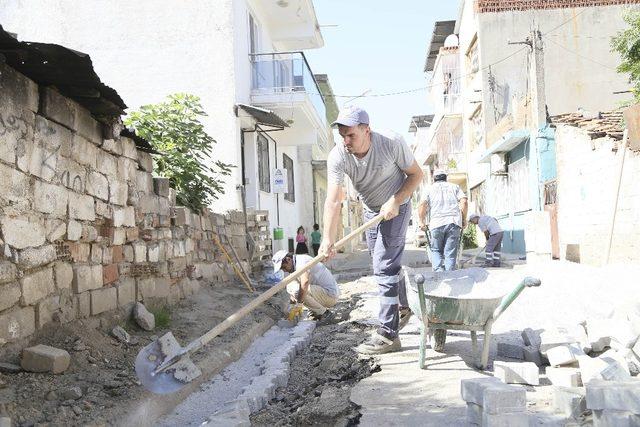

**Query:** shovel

left=135, top=213, right=384, bottom=394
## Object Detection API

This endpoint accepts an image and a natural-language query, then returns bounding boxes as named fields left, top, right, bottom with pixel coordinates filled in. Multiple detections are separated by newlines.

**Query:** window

left=283, top=153, right=295, bottom=202
left=466, top=35, right=479, bottom=77
left=249, top=13, right=259, bottom=54
left=257, top=133, right=270, bottom=192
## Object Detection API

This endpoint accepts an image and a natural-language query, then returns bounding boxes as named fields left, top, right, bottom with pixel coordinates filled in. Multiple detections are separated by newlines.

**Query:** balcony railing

left=250, top=52, right=326, bottom=126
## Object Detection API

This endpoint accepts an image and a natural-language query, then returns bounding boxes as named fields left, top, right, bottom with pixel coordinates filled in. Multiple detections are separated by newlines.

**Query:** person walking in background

left=417, top=169, right=468, bottom=272
left=295, top=226, right=309, bottom=254
left=469, top=213, right=503, bottom=267
left=310, top=224, right=322, bottom=256
left=319, top=106, right=423, bottom=355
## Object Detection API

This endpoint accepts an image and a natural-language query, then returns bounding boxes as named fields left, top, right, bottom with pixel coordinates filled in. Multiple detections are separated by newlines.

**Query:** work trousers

left=430, top=223, right=462, bottom=272
left=364, top=202, right=411, bottom=339
left=286, top=280, right=337, bottom=315
left=485, top=231, right=503, bottom=266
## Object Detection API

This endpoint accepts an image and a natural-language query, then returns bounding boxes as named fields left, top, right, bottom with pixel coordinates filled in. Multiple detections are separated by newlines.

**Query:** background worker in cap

left=418, top=169, right=468, bottom=272
left=272, top=250, right=339, bottom=321
left=319, top=106, right=424, bottom=355
left=468, top=214, right=504, bottom=267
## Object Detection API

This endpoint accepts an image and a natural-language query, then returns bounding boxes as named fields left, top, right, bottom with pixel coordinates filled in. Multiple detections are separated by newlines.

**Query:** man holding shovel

left=319, top=106, right=423, bottom=355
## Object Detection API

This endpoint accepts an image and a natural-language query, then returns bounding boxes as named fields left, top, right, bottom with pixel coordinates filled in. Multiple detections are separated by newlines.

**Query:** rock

left=45, top=390, right=58, bottom=401
left=21, top=345, right=70, bottom=374
left=73, top=340, right=87, bottom=352
left=86, top=355, right=98, bottom=364
left=60, top=386, right=83, bottom=400
left=0, top=417, right=10, bottom=427
left=0, top=363, right=22, bottom=373
left=111, top=326, right=130, bottom=343
left=72, top=405, right=83, bottom=415
left=133, top=302, right=155, bottom=331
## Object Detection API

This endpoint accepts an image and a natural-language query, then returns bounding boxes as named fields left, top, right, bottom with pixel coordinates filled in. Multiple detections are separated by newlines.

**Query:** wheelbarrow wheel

left=433, top=329, right=447, bottom=352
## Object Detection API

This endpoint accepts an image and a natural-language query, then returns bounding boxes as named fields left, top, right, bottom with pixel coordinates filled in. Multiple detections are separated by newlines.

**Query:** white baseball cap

left=331, top=105, right=370, bottom=127
left=272, top=250, right=290, bottom=273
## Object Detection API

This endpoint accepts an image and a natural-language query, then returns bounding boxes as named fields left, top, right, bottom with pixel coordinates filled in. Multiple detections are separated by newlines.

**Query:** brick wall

left=0, top=62, right=271, bottom=344
left=555, top=125, right=640, bottom=266
left=476, top=0, right=640, bottom=13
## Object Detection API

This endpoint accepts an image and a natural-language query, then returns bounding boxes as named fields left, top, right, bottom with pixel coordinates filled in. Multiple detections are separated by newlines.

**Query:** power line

left=545, top=37, right=618, bottom=70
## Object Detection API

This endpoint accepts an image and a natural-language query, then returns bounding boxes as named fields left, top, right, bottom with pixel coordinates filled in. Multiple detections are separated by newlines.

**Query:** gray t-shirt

left=422, top=181, right=467, bottom=229
left=294, top=255, right=339, bottom=298
left=327, top=130, right=415, bottom=211
left=478, top=215, right=502, bottom=235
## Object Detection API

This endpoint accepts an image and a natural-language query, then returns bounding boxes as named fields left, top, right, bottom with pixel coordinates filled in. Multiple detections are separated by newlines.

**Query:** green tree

left=125, top=94, right=233, bottom=211
left=462, top=223, right=478, bottom=250
left=612, top=9, right=640, bottom=104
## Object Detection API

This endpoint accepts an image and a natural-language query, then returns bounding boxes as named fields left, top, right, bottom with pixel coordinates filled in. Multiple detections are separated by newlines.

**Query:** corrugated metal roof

left=408, top=114, right=434, bottom=133
left=424, top=20, right=456, bottom=72
left=0, top=24, right=126, bottom=118
left=235, top=104, right=289, bottom=129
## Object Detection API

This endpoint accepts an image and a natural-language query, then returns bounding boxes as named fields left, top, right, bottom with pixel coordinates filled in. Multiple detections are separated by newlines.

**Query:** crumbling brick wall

left=555, top=125, right=640, bottom=266
left=0, top=62, right=270, bottom=344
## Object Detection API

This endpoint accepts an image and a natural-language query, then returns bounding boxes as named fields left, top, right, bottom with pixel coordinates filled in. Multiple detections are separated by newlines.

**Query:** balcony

left=250, top=52, right=328, bottom=145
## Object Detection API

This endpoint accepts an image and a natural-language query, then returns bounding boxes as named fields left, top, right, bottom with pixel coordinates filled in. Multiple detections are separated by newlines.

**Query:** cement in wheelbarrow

left=403, top=266, right=540, bottom=370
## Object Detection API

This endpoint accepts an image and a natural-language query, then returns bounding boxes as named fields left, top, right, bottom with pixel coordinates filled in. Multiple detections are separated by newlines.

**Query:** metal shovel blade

left=135, top=332, right=202, bottom=394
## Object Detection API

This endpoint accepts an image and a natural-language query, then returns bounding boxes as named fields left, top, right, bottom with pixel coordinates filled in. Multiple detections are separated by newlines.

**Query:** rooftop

left=424, top=20, right=456, bottom=72
left=551, top=109, right=625, bottom=140
left=475, top=0, right=640, bottom=13
left=408, top=115, right=434, bottom=133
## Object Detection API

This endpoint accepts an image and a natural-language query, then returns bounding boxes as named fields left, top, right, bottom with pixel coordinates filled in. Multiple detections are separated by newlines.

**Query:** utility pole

left=528, top=27, right=546, bottom=212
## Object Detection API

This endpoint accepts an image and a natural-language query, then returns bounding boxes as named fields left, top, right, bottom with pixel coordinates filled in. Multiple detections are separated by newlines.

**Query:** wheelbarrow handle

left=492, top=276, right=541, bottom=320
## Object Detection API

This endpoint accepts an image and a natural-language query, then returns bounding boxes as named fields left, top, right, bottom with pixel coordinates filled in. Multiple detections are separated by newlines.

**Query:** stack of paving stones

left=488, top=311, right=640, bottom=424
left=0, top=61, right=269, bottom=345
left=246, top=209, right=272, bottom=272
left=202, top=321, right=316, bottom=425
left=461, top=377, right=528, bottom=426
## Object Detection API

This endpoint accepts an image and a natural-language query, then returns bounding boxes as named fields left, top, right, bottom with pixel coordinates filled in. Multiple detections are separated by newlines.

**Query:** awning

left=235, top=104, right=289, bottom=130
left=477, top=129, right=529, bottom=163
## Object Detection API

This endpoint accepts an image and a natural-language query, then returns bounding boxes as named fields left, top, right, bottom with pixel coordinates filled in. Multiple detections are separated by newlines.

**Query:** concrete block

left=45, top=218, right=66, bottom=242
left=97, top=150, right=118, bottom=177
left=593, top=410, right=640, bottom=427
left=102, top=264, right=119, bottom=285
left=133, top=242, right=147, bottom=263
left=102, top=139, right=123, bottom=156
left=1, top=216, right=45, bottom=249
left=90, top=244, right=102, bottom=264
left=482, top=412, right=529, bottom=427
left=136, top=170, right=154, bottom=193
left=139, top=195, right=159, bottom=213
left=66, top=242, right=90, bottom=262
left=547, top=343, right=584, bottom=366
left=82, top=225, right=99, bottom=243
left=71, top=134, right=98, bottom=168
left=68, top=193, right=96, bottom=221
left=523, top=345, right=544, bottom=366
left=147, top=243, right=160, bottom=263
left=0, top=61, right=39, bottom=112
left=113, top=228, right=126, bottom=246
left=0, top=261, right=18, bottom=285
left=134, top=302, right=155, bottom=331
left=0, top=163, right=31, bottom=202
left=40, top=87, right=76, bottom=130
left=600, top=350, right=632, bottom=380
left=466, top=402, right=482, bottom=425
left=123, top=245, right=134, bottom=262
left=34, top=180, right=69, bottom=217
left=586, top=379, right=640, bottom=412
left=113, top=206, right=135, bottom=227
left=36, top=294, right=61, bottom=328
left=77, top=291, right=90, bottom=318
left=86, top=171, right=109, bottom=201
left=521, top=328, right=542, bottom=348
left=497, top=342, right=524, bottom=360
left=609, top=319, right=640, bottom=351
left=54, top=262, right=73, bottom=291
left=483, top=384, right=527, bottom=414
left=75, top=106, right=102, bottom=144
left=587, top=318, right=616, bottom=352
left=153, top=177, right=170, bottom=197
left=0, top=282, right=21, bottom=312
left=121, top=137, right=138, bottom=160
left=67, top=220, right=82, bottom=241
left=553, top=386, right=587, bottom=418
left=21, top=344, right=70, bottom=374
left=494, top=361, right=539, bottom=385
left=117, top=277, right=136, bottom=306
left=460, top=377, right=503, bottom=405
left=20, top=267, right=55, bottom=305
left=55, top=156, right=86, bottom=193
left=17, top=245, right=56, bottom=270
left=546, top=367, right=582, bottom=387
left=72, top=264, right=103, bottom=293
left=109, top=179, right=128, bottom=206
left=0, top=306, right=35, bottom=342
left=540, top=328, right=581, bottom=354
left=90, top=286, right=117, bottom=315
left=138, top=151, right=153, bottom=172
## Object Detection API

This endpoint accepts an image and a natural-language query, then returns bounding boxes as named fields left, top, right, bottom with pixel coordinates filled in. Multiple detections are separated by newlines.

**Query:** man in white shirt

left=417, top=169, right=468, bottom=272
left=469, top=214, right=504, bottom=267
left=272, top=250, right=339, bottom=321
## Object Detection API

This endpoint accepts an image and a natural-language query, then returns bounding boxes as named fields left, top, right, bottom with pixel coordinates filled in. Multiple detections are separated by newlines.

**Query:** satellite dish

left=444, top=34, right=459, bottom=48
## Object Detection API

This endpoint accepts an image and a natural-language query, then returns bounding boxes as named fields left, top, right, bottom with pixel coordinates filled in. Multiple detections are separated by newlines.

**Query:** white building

left=0, top=0, right=329, bottom=249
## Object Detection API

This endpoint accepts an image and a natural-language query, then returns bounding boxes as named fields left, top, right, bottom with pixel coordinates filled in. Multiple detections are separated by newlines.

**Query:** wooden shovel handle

left=187, top=213, right=384, bottom=353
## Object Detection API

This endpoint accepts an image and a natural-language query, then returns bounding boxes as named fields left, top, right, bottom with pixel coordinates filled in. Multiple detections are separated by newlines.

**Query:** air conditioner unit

left=490, top=153, right=507, bottom=174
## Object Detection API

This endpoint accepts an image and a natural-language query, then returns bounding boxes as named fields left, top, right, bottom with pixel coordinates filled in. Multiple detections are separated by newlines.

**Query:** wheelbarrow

left=403, top=267, right=541, bottom=370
